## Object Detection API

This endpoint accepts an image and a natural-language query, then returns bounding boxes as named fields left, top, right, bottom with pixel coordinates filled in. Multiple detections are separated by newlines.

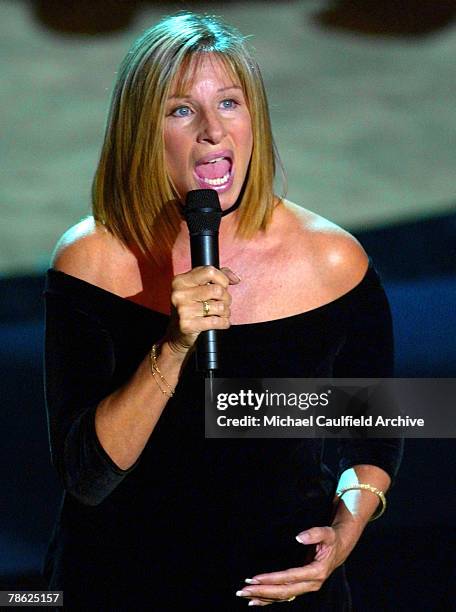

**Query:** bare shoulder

left=278, top=199, right=369, bottom=292
left=51, top=216, right=136, bottom=291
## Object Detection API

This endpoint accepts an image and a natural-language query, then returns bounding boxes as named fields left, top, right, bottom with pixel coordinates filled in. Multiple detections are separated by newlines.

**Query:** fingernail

left=236, top=590, right=249, bottom=597
left=296, top=534, right=307, bottom=544
left=245, top=578, right=261, bottom=584
left=248, top=601, right=261, bottom=607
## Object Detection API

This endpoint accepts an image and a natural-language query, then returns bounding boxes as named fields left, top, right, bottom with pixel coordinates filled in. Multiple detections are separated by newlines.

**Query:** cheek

left=164, top=129, right=186, bottom=172
left=247, top=127, right=254, bottom=152
left=238, top=119, right=253, bottom=155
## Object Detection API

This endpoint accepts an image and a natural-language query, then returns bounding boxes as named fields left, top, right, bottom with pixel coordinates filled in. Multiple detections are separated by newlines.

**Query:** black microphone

left=183, top=189, right=222, bottom=374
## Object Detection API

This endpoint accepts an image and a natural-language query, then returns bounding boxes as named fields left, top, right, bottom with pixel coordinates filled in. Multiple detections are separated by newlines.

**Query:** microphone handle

left=190, top=231, right=220, bottom=373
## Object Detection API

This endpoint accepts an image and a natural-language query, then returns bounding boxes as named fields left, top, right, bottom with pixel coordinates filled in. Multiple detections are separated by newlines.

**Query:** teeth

left=202, top=172, right=230, bottom=186
left=208, top=156, right=225, bottom=163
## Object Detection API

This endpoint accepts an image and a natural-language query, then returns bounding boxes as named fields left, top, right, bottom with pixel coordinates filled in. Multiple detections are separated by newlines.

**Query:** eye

left=170, top=105, right=193, bottom=118
left=219, top=98, right=238, bottom=110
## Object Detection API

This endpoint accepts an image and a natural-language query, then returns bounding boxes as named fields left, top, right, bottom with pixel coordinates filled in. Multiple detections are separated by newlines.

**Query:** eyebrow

left=168, top=85, right=242, bottom=100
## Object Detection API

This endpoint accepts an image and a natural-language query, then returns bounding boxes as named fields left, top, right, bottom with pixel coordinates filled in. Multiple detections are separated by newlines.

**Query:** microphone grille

left=185, top=189, right=221, bottom=210
left=184, top=189, right=222, bottom=233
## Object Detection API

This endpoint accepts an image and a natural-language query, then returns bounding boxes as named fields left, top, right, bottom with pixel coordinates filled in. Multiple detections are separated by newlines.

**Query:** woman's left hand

left=235, top=525, right=354, bottom=606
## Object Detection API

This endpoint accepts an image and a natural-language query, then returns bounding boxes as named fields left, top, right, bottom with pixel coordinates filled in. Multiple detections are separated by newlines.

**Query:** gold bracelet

left=149, top=343, right=175, bottom=398
left=336, top=483, right=387, bottom=522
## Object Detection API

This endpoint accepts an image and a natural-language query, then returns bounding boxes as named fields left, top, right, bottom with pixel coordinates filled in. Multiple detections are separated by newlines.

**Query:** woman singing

left=43, top=11, right=403, bottom=610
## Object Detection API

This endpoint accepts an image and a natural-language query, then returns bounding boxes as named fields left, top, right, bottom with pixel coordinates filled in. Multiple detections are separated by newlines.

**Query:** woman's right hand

left=165, top=265, right=240, bottom=356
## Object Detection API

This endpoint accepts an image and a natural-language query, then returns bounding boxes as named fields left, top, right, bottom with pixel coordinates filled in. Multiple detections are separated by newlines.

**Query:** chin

left=219, top=190, right=241, bottom=211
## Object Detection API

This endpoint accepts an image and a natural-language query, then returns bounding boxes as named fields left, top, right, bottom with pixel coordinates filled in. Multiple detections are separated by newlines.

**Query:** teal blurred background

left=1, top=0, right=456, bottom=274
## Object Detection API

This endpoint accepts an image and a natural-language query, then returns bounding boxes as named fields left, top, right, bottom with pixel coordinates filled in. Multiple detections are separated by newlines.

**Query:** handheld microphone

left=183, top=189, right=222, bottom=374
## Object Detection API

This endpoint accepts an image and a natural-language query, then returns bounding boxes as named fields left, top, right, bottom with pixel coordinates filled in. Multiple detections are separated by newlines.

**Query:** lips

left=192, top=149, right=235, bottom=191
left=194, top=158, right=231, bottom=180
left=195, top=149, right=233, bottom=166
left=194, top=150, right=233, bottom=179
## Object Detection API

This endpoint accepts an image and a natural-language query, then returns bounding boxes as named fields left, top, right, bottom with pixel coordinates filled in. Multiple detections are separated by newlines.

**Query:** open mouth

left=194, top=155, right=233, bottom=188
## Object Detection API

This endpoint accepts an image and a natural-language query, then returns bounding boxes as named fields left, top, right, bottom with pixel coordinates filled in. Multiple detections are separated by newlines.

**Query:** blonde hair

left=92, top=11, right=286, bottom=261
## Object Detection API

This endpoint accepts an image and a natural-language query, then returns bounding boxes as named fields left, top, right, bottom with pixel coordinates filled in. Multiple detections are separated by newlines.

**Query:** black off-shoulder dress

left=42, top=260, right=403, bottom=611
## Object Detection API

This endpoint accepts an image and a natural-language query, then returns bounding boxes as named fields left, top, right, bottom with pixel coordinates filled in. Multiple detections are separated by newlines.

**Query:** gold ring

left=202, top=300, right=210, bottom=317
left=286, top=596, right=296, bottom=602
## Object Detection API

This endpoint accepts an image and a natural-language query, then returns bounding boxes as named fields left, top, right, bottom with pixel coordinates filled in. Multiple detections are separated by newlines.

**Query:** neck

left=172, top=209, right=246, bottom=265
left=174, top=178, right=247, bottom=258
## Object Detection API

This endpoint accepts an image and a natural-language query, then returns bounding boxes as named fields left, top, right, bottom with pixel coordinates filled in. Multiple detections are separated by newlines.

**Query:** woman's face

left=164, top=54, right=253, bottom=211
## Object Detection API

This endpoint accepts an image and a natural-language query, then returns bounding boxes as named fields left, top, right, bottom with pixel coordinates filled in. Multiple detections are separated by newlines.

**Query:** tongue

left=195, top=159, right=231, bottom=180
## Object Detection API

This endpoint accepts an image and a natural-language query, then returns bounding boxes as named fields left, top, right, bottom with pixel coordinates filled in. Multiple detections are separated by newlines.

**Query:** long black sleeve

left=44, top=278, right=138, bottom=506
left=333, top=263, right=404, bottom=484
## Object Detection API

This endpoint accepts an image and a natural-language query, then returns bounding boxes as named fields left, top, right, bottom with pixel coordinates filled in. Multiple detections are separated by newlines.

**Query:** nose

left=197, top=109, right=226, bottom=144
